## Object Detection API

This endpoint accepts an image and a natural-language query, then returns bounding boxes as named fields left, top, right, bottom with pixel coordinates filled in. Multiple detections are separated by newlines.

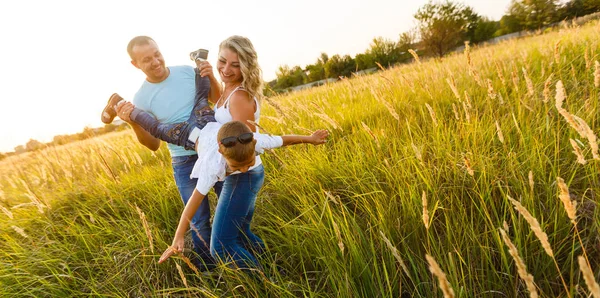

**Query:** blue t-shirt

left=133, top=65, right=197, bottom=157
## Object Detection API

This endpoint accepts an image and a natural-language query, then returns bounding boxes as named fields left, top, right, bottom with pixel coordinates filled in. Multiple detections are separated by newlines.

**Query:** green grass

left=1, top=21, right=600, bottom=297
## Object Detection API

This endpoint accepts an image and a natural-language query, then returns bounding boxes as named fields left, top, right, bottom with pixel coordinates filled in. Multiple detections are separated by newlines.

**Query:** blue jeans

left=130, top=74, right=214, bottom=150
left=210, top=164, right=266, bottom=270
left=172, top=154, right=223, bottom=270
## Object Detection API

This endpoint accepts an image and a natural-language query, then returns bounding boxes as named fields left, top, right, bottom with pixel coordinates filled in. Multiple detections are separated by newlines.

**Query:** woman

left=197, top=35, right=267, bottom=270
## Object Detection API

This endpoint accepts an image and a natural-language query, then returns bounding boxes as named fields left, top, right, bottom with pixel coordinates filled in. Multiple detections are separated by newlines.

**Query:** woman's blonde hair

left=219, top=35, right=264, bottom=101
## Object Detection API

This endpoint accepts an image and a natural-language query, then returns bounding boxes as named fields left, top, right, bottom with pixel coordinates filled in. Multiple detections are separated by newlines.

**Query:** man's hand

left=115, top=102, right=135, bottom=123
left=309, top=129, right=329, bottom=145
left=158, top=237, right=185, bottom=264
left=196, top=60, right=214, bottom=78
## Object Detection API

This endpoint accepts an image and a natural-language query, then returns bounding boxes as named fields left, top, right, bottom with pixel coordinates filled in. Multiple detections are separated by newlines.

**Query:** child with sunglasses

left=158, top=120, right=327, bottom=266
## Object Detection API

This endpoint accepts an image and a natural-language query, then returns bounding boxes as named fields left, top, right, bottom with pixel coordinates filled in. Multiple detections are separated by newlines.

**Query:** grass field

left=1, top=21, right=600, bottom=297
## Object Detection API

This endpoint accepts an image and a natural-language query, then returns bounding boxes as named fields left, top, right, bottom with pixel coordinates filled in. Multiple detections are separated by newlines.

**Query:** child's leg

left=129, top=74, right=215, bottom=150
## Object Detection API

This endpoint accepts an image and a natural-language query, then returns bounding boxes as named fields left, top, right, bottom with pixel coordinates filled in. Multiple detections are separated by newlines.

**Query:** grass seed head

left=499, top=228, right=538, bottom=298
left=570, top=139, right=587, bottom=165
left=578, top=255, right=600, bottom=298
left=425, top=254, right=455, bottom=298
left=557, top=177, right=577, bottom=224
left=507, top=195, right=553, bottom=257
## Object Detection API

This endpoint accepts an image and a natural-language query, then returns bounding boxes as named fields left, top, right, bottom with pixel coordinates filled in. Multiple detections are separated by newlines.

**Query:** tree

left=497, top=14, right=523, bottom=35
left=414, top=1, right=480, bottom=57
left=367, top=37, right=404, bottom=68
left=507, top=0, right=559, bottom=30
left=274, top=65, right=294, bottom=90
left=324, top=54, right=356, bottom=78
left=14, top=145, right=25, bottom=154
left=560, top=0, right=600, bottom=19
left=355, top=53, right=375, bottom=71
left=472, top=17, right=500, bottom=43
left=25, top=139, right=42, bottom=152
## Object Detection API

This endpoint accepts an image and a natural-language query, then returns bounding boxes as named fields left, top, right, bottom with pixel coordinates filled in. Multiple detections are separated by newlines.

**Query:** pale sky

left=0, top=0, right=511, bottom=153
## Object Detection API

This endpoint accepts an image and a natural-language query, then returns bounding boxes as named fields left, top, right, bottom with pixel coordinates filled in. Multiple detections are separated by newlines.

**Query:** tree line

left=268, top=0, right=600, bottom=93
left=0, top=122, right=129, bottom=160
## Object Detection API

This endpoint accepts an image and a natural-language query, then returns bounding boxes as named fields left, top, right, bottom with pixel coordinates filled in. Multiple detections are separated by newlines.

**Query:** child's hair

left=217, top=121, right=255, bottom=163
left=219, top=35, right=264, bottom=101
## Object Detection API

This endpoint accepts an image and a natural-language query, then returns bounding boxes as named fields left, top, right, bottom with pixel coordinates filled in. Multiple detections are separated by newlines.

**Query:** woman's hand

left=309, top=129, right=329, bottom=145
left=158, top=237, right=184, bottom=264
left=196, top=60, right=214, bottom=78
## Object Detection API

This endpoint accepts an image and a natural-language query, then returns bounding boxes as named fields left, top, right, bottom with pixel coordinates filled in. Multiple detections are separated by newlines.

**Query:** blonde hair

left=219, top=35, right=264, bottom=101
left=218, top=121, right=255, bottom=163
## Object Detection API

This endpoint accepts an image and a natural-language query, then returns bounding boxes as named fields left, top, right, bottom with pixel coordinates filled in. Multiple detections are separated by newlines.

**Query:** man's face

left=217, top=48, right=243, bottom=84
left=131, top=41, right=168, bottom=83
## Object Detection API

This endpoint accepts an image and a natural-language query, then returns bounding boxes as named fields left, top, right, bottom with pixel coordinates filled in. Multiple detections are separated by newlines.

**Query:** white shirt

left=190, top=122, right=283, bottom=195
left=214, top=86, right=264, bottom=171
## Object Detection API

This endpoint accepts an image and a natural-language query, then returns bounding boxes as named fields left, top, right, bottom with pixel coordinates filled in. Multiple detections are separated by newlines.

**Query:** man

left=104, top=36, right=220, bottom=270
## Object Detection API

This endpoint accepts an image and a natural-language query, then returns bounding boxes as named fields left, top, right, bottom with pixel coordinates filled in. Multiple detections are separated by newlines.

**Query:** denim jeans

left=130, top=74, right=215, bottom=150
left=172, top=154, right=223, bottom=270
left=210, top=164, right=266, bottom=270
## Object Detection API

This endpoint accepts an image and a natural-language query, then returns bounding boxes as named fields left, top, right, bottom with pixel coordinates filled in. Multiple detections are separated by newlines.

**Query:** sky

left=0, top=0, right=512, bottom=153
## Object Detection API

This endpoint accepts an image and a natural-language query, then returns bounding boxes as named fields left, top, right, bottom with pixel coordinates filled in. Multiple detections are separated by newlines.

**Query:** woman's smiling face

left=217, top=48, right=243, bottom=84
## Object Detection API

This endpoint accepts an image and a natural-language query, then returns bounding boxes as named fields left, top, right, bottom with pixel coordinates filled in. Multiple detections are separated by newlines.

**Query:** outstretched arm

left=116, top=102, right=161, bottom=151
left=158, top=189, right=206, bottom=263
left=281, top=129, right=329, bottom=146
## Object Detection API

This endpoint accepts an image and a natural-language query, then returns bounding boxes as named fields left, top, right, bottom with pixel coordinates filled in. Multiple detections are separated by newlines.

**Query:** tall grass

left=1, top=21, right=599, bottom=297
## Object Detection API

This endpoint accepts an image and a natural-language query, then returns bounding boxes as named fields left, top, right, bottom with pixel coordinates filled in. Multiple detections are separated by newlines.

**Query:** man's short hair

left=127, top=36, right=156, bottom=60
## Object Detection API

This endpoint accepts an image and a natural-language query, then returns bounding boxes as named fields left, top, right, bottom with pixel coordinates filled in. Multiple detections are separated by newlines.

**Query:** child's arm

left=158, top=189, right=206, bottom=263
left=254, top=129, right=328, bottom=153
left=281, top=129, right=329, bottom=146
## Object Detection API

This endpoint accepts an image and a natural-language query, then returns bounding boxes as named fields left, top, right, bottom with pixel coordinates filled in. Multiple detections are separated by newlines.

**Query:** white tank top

left=214, top=86, right=261, bottom=132
left=214, top=86, right=263, bottom=171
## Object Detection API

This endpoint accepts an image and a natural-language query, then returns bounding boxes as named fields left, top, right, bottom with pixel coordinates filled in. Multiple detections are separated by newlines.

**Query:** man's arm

left=116, top=102, right=161, bottom=151
left=158, top=189, right=206, bottom=263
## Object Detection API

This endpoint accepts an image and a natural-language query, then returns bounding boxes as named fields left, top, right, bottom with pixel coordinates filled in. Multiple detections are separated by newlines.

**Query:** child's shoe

left=101, top=93, right=124, bottom=124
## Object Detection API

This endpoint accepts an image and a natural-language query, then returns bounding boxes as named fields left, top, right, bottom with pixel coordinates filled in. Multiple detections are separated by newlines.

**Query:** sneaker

left=101, top=93, right=124, bottom=124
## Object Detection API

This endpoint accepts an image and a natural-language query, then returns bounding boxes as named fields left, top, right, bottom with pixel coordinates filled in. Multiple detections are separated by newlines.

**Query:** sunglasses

left=220, top=133, right=254, bottom=148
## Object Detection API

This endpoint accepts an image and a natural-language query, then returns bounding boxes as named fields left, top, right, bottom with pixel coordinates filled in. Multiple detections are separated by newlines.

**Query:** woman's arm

left=197, top=60, right=222, bottom=104
left=228, top=91, right=257, bottom=131
left=158, top=189, right=206, bottom=263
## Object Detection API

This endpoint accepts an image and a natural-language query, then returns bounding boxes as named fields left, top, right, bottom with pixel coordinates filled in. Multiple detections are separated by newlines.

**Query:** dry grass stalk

left=1, top=205, right=13, bottom=219
left=557, top=177, right=577, bottom=224
left=543, top=74, right=553, bottom=103
left=135, top=205, right=154, bottom=253
left=464, top=155, right=474, bottom=177
left=315, top=113, right=341, bottom=131
left=469, top=67, right=483, bottom=86
left=379, top=231, right=410, bottom=276
left=528, top=171, right=534, bottom=194
left=173, top=249, right=200, bottom=275
left=522, top=68, right=535, bottom=97
left=425, top=254, right=455, bottom=298
left=463, top=91, right=472, bottom=109
left=487, top=79, right=498, bottom=101
left=379, top=98, right=400, bottom=121
left=512, top=69, right=520, bottom=93
left=495, top=121, right=505, bottom=144
left=462, top=102, right=471, bottom=123
left=425, top=104, right=438, bottom=127
left=11, top=225, right=28, bottom=238
left=332, top=221, right=344, bottom=254
left=452, top=104, right=460, bottom=121
left=495, top=61, right=507, bottom=86
left=446, top=78, right=461, bottom=100
left=572, top=115, right=600, bottom=160
left=555, top=81, right=587, bottom=138
left=175, top=262, right=189, bottom=288
left=465, top=41, right=471, bottom=67
left=261, top=115, right=285, bottom=125
left=264, top=97, right=287, bottom=117
left=506, top=196, right=553, bottom=257
left=408, top=49, right=421, bottom=64
left=578, top=255, right=600, bottom=298
left=554, top=40, right=561, bottom=64
left=499, top=228, right=539, bottom=298
left=422, top=191, right=430, bottom=230
left=324, top=191, right=339, bottom=205
left=246, top=120, right=273, bottom=135
left=361, top=122, right=380, bottom=147
left=595, top=61, right=600, bottom=88
left=584, top=48, right=590, bottom=69
left=570, top=139, right=587, bottom=164
left=412, top=143, right=423, bottom=162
